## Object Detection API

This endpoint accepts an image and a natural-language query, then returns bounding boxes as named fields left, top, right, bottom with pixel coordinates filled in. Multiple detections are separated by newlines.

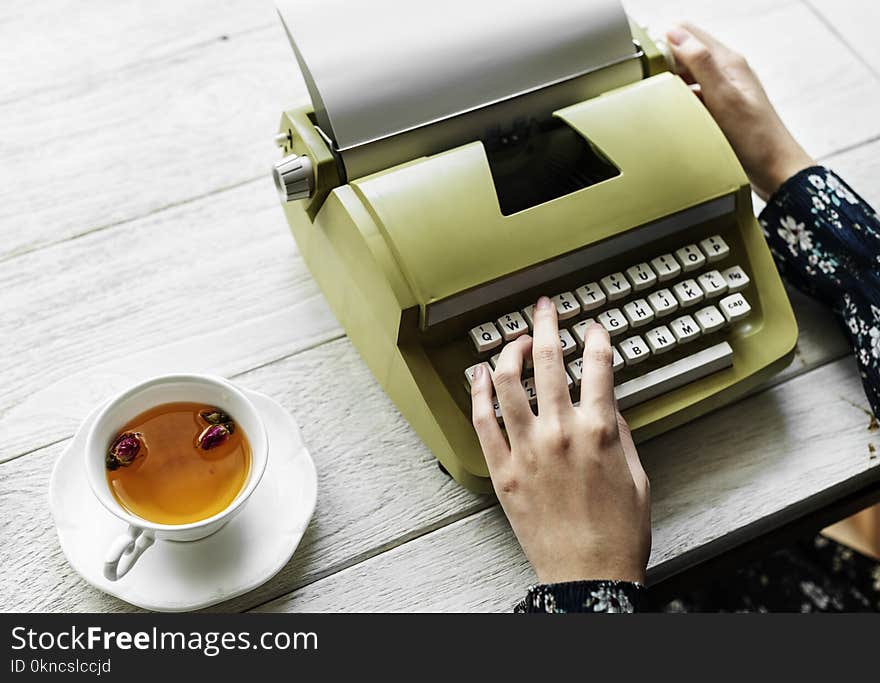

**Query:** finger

left=578, top=323, right=616, bottom=417
left=470, top=363, right=509, bottom=469
left=531, top=296, right=571, bottom=414
left=679, top=22, right=729, bottom=53
left=675, top=65, right=696, bottom=85
left=616, top=411, right=650, bottom=499
left=491, top=335, right=536, bottom=441
left=665, top=24, right=725, bottom=86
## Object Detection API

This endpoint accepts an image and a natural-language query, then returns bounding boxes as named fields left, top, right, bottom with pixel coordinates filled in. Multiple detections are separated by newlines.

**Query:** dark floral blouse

left=517, top=166, right=880, bottom=614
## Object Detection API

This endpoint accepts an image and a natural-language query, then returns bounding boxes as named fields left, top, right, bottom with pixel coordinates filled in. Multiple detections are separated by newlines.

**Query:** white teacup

left=84, top=374, right=269, bottom=581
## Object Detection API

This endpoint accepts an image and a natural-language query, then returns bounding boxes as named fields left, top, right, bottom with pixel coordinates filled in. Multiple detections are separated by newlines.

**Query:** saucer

left=49, top=389, right=318, bottom=612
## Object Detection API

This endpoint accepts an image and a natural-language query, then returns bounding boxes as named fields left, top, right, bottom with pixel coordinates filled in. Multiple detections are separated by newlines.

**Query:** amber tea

left=105, top=402, right=251, bottom=525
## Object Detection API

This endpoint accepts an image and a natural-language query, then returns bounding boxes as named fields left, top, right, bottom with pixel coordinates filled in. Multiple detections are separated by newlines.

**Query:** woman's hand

left=470, top=296, right=651, bottom=584
left=666, top=23, right=815, bottom=200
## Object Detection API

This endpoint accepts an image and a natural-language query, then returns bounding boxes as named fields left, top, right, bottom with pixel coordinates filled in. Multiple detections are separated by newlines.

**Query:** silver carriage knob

left=273, top=153, right=315, bottom=202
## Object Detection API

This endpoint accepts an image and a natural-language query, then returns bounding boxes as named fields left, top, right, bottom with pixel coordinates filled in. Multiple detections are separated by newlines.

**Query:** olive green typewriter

left=271, top=0, right=797, bottom=491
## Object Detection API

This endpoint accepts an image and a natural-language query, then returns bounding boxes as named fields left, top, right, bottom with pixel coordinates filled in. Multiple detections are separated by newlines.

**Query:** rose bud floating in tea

left=198, top=423, right=234, bottom=450
left=105, top=432, right=144, bottom=471
left=105, top=402, right=251, bottom=525
left=199, top=408, right=232, bottom=426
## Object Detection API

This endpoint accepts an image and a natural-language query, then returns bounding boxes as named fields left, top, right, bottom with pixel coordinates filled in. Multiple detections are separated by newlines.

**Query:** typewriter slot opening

left=484, top=118, right=620, bottom=216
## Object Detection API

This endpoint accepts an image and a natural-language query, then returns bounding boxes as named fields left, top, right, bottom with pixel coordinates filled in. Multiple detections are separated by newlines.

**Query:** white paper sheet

left=277, top=0, right=636, bottom=151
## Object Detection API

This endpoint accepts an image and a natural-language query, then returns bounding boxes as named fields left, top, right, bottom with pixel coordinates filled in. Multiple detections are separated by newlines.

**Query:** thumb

left=666, top=24, right=722, bottom=85
left=616, top=411, right=649, bottom=499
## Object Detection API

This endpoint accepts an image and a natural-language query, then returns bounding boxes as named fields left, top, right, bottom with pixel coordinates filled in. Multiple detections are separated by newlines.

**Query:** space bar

left=613, top=342, right=734, bottom=411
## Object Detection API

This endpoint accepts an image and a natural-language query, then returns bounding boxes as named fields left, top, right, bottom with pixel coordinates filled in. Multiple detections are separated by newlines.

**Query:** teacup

left=84, top=374, right=268, bottom=581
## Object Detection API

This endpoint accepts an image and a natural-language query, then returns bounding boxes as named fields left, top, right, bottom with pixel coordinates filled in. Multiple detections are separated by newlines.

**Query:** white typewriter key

left=612, top=347, right=625, bottom=373
left=493, top=396, right=503, bottom=421
left=623, top=298, right=654, bottom=328
left=567, top=358, right=583, bottom=386
left=551, top=292, right=581, bottom=321
left=719, top=293, right=752, bottom=323
left=694, top=305, right=726, bottom=334
left=722, top=265, right=750, bottom=292
left=597, top=308, right=629, bottom=337
left=469, top=323, right=502, bottom=353
left=496, top=312, right=529, bottom=341
left=650, top=254, right=681, bottom=282
left=645, top=325, right=677, bottom=355
left=565, top=369, right=575, bottom=391
left=625, top=263, right=658, bottom=292
left=675, top=244, right=707, bottom=272
left=522, top=377, right=538, bottom=405
left=559, top=328, right=578, bottom=357
left=571, top=319, right=596, bottom=347
left=619, top=335, right=651, bottom=366
left=464, top=362, right=492, bottom=386
left=575, top=282, right=606, bottom=311
left=699, top=235, right=730, bottom=263
left=670, top=314, right=701, bottom=343
left=647, top=288, right=678, bottom=318
left=522, top=305, right=536, bottom=330
left=600, top=272, right=632, bottom=301
left=672, top=279, right=704, bottom=307
left=697, top=270, right=727, bottom=298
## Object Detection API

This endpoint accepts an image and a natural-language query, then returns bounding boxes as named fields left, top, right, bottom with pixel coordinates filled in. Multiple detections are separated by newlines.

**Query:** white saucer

left=49, top=390, right=318, bottom=612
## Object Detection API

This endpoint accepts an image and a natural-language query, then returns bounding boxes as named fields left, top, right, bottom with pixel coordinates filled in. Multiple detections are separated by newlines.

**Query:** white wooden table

left=2, top=0, right=880, bottom=612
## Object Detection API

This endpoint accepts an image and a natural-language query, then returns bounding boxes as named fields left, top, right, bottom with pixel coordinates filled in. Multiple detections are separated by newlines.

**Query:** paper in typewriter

left=277, top=0, right=638, bottom=152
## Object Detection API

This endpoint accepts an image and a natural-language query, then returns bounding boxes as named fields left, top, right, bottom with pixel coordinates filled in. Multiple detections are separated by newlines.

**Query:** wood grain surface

left=2, top=0, right=879, bottom=612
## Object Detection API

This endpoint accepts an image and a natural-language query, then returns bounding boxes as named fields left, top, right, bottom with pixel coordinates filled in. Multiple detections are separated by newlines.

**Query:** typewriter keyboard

left=463, top=235, right=751, bottom=419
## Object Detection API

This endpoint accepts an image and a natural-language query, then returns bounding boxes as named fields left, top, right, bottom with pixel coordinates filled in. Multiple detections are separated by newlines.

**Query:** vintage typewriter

left=272, top=0, right=797, bottom=491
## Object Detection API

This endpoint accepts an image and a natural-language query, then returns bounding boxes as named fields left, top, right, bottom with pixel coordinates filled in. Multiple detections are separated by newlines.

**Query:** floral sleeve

left=759, top=166, right=880, bottom=415
left=514, top=580, right=645, bottom=613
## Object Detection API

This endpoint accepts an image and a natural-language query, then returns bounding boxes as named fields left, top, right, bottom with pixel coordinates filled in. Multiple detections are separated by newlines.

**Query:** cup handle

left=103, top=525, right=155, bottom=581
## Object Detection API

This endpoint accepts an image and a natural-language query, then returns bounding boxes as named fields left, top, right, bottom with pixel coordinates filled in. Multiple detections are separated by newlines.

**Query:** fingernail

left=667, top=26, right=690, bottom=46
left=537, top=296, right=552, bottom=310
left=473, top=364, right=484, bottom=379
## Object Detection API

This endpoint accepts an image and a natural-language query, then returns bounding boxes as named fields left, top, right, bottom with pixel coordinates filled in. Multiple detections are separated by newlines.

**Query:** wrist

left=765, top=149, right=815, bottom=198
left=535, top=558, right=646, bottom=585
left=754, top=128, right=815, bottom=200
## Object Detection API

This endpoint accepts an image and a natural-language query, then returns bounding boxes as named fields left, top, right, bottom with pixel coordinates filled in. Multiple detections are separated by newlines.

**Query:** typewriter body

left=272, top=0, right=797, bottom=492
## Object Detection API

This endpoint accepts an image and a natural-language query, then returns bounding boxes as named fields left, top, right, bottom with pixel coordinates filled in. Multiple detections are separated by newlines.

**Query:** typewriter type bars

left=464, top=235, right=752, bottom=418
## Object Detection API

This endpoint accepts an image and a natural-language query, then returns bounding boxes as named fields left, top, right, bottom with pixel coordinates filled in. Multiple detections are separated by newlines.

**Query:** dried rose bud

left=198, top=423, right=232, bottom=450
left=106, top=432, right=142, bottom=470
left=200, top=408, right=232, bottom=425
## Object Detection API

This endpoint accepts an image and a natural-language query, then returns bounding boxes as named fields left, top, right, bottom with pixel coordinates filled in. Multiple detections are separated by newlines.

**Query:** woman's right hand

left=666, top=23, right=815, bottom=200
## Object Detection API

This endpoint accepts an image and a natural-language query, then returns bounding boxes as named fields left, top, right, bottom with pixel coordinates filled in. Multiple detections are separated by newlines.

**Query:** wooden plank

left=0, top=20, right=305, bottom=261
left=0, top=1, right=276, bottom=103
left=258, top=355, right=880, bottom=612
left=807, top=0, right=880, bottom=78
left=0, top=182, right=339, bottom=462
left=0, top=337, right=486, bottom=613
